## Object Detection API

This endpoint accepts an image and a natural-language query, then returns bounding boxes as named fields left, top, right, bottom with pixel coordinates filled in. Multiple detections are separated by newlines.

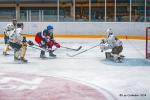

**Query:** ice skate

left=40, top=51, right=47, bottom=58
left=14, top=56, right=20, bottom=61
left=20, top=57, right=28, bottom=63
left=49, top=51, right=56, bottom=57
left=3, top=51, right=9, bottom=56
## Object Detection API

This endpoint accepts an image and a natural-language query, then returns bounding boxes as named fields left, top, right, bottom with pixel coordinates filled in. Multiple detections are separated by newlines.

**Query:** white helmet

left=106, top=28, right=113, bottom=37
left=106, top=28, right=113, bottom=33
left=7, top=24, right=14, bottom=31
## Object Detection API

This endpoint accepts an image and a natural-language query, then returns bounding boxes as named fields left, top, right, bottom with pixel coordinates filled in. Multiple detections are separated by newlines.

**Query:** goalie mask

left=106, top=28, right=113, bottom=37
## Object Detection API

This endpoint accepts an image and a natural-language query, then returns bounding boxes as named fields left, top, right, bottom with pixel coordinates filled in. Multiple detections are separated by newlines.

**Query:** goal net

left=146, top=27, right=150, bottom=59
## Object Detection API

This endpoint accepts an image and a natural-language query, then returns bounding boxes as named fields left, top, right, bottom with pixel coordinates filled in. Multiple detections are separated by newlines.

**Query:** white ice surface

left=0, top=38, right=150, bottom=100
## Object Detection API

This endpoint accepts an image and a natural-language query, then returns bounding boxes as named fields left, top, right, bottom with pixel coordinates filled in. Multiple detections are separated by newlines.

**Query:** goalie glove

left=100, top=39, right=107, bottom=44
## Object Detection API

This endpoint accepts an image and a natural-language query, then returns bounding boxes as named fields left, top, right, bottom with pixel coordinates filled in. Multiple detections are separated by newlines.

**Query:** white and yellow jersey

left=9, top=28, right=23, bottom=43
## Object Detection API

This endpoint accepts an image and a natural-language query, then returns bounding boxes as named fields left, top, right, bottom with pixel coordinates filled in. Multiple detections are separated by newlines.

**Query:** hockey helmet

left=106, top=28, right=113, bottom=37
left=12, top=19, right=17, bottom=26
left=106, top=28, right=112, bottom=33
left=17, top=23, right=23, bottom=28
left=47, top=25, right=53, bottom=31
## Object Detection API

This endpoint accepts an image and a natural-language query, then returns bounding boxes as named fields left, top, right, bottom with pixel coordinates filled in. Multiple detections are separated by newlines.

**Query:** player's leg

left=20, top=42, right=28, bottom=62
left=35, top=34, right=46, bottom=58
left=49, top=49, right=56, bottom=57
left=9, top=42, right=22, bottom=61
left=39, top=43, right=47, bottom=58
left=105, top=52, right=113, bottom=59
left=14, top=49, right=21, bottom=61
left=3, top=35, right=10, bottom=55
left=47, top=42, right=56, bottom=57
left=40, top=48, right=46, bottom=58
left=111, top=46, right=123, bottom=62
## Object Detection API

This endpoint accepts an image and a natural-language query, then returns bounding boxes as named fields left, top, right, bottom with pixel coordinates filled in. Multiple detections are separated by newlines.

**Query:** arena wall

left=0, top=22, right=149, bottom=39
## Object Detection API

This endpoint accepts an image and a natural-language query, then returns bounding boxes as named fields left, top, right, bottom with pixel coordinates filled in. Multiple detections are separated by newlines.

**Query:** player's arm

left=46, top=34, right=60, bottom=48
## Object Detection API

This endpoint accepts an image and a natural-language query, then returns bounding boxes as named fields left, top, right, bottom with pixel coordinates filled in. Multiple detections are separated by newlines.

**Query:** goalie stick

left=66, top=44, right=99, bottom=57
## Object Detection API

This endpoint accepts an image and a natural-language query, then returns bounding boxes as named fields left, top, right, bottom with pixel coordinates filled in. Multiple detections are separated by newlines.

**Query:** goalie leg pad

left=105, top=52, right=124, bottom=63
left=112, top=54, right=124, bottom=63
left=105, top=52, right=113, bottom=59
left=111, top=46, right=123, bottom=55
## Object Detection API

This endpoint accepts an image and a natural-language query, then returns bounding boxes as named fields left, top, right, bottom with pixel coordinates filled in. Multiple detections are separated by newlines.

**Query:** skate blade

left=106, top=57, right=124, bottom=63
left=115, top=60, right=123, bottom=63
left=2, top=54, right=10, bottom=56
left=49, top=56, right=57, bottom=59
left=14, top=60, right=28, bottom=64
left=115, top=58, right=124, bottom=63
left=40, top=56, right=57, bottom=60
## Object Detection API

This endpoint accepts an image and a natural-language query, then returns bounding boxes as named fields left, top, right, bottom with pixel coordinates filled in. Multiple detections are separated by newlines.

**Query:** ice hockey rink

left=0, top=38, right=150, bottom=100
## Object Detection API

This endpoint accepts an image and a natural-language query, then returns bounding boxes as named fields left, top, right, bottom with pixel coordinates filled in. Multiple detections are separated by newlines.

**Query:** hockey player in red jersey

left=35, top=25, right=60, bottom=58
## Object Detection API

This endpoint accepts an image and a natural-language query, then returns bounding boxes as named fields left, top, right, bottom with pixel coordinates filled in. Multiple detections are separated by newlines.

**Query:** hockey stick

left=60, top=46, right=82, bottom=51
left=27, top=40, right=82, bottom=52
left=32, top=42, right=82, bottom=51
left=32, top=40, right=82, bottom=51
left=31, top=43, right=82, bottom=51
left=28, top=45, right=48, bottom=51
left=28, top=45, right=57, bottom=53
left=27, top=41, right=57, bottom=52
left=66, top=44, right=99, bottom=57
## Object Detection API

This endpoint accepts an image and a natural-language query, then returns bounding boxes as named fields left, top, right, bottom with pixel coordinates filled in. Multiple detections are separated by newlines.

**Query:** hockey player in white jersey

left=100, top=28, right=116, bottom=52
left=3, top=19, right=17, bottom=55
left=9, top=23, right=28, bottom=63
left=100, top=28, right=124, bottom=63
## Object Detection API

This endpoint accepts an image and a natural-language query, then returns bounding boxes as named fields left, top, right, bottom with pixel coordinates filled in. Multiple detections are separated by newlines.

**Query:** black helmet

left=12, top=19, right=17, bottom=22
left=17, top=23, right=23, bottom=28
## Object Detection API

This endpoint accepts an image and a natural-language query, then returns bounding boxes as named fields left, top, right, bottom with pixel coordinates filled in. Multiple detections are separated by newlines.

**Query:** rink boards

left=0, top=22, right=149, bottom=39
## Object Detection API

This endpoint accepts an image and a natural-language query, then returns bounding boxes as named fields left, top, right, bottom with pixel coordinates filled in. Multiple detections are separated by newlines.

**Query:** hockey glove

left=22, top=36, right=27, bottom=43
left=55, top=43, right=60, bottom=48
left=28, top=40, right=34, bottom=46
